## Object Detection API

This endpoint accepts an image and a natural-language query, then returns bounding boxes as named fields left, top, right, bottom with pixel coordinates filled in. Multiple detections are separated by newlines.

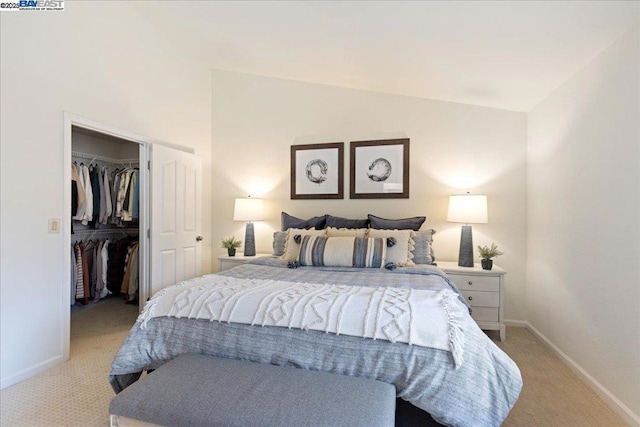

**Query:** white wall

left=0, top=2, right=213, bottom=387
left=211, top=70, right=528, bottom=320
left=527, top=26, right=640, bottom=422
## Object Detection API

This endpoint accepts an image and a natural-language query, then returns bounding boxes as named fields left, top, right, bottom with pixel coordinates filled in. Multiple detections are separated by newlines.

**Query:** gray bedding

left=109, top=258, right=522, bottom=427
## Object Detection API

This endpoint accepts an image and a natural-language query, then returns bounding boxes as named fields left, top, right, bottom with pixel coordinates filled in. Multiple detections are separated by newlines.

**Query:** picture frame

left=350, top=138, right=409, bottom=199
left=291, top=142, right=344, bottom=199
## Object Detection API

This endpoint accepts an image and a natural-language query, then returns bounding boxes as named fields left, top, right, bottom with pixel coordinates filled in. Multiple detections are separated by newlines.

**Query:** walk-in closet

left=70, top=126, right=141, bottom=326
left=63, top=113, right=201, bottom=362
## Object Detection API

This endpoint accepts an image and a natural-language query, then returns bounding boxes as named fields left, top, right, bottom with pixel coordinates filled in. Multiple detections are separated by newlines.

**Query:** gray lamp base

left=244, top=222, right=256, bottom=256
left=458, top=225, right=474, bottom=267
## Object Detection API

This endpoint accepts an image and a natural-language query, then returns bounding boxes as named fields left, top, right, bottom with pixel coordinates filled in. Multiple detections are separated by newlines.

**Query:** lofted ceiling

left=130, top=1, right=639, bottom=112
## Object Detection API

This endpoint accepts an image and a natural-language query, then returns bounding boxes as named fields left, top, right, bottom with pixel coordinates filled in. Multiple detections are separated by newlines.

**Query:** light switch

left=48, top=218, right=61, bottom=234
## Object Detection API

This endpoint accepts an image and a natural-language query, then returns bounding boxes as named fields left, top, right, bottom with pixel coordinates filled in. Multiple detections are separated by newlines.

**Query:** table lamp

left=234, top=196, right=264, bottom=256
left=447, top=193, right=488, bottom=267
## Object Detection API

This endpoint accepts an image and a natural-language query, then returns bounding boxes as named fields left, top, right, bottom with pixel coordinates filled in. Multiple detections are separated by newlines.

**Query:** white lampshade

left=447, top=194, right=488, bottom=224
left=233, top=197, right=264, bottom=222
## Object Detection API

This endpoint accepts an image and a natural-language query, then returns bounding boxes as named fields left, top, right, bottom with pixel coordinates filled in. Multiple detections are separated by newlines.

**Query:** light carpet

left=494, top=328, right=628, bottom=426
left=0, top=298, right=628, bottom=426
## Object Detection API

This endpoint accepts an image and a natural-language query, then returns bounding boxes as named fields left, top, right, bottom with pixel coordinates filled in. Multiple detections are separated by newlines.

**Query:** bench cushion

left=110, top=354, right=396, bottom=427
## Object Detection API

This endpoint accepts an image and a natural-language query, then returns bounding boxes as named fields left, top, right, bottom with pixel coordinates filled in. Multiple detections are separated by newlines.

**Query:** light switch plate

left=48, top=218, right=61, bottom=234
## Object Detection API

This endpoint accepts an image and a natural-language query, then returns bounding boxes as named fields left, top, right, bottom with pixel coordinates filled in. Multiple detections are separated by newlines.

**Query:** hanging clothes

left=100, top=166, right=113, bottom=224
left=71, top=163, right=85, bottom=215
left=104, top=167, right=113, bottom=222
left=110, top=169, right=120, bottom=225
left=107, top=235, right=136, bottom=294
left=98, top=167, right=107, bottom=225
left=127, top=243, right=140, bottom=302
left=71, top=246, right=77, bottom=305
left=88, top=240, right=100, bottom=300
left=99, top=239, right=111, bottom=299
left=121, top=170, right=137, bottom=222
left=81, top=164, right=93, bottom=226
left=70, top=149, right=140, bottom=308
left=71, top=166, right=78, bottom=219
left=72, top=158, right=138, bottom=229
left=80, top=241, right=91, bottom=302
left=72, top=163, right=86, bottom=221
left=71, top=235, right=136, bottom=306
left=116, top=170, right=132, bottom=222
left=119, top=241, right=139, bottom=303
left=132, top=169, right=140, bottom=220
left=89, top=165, right=100, bottom=227
left=74, top=243, right=84, bottom=301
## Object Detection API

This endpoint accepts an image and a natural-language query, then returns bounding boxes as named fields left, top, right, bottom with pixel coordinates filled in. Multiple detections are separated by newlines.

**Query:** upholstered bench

left=109, top=354, right=396, bottom=427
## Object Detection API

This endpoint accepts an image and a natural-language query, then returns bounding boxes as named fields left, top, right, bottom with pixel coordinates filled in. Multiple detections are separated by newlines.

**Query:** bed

left=109, top=255, right=522, bottom=427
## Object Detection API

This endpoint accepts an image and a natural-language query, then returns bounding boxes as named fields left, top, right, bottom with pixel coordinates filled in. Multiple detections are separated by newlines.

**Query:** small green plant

left=220, top=236, right=242, bottom=249
left=477, top=243, right=503, bottom=260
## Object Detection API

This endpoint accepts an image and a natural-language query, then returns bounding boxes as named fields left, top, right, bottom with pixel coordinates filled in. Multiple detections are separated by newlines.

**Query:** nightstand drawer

left=460, top=290, right=499, bottom=307
left=470, top=307, right=499, bottom=322
left=449, top=274, right=499, bottom=292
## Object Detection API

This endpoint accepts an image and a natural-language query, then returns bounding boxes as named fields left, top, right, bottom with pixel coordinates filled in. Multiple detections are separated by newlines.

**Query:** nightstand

left=217, top=253, right=271, bottom=272
left=437, top=261, right=506, bottom=341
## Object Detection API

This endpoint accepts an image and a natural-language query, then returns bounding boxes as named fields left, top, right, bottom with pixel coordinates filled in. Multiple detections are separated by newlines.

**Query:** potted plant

left=477, top=243, right=503, bottom=270
left=221, top=236, right=242, bottom=257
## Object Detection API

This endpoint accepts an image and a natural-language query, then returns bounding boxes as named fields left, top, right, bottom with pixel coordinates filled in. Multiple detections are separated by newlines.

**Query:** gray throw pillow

left=272, top=231, right=287, bottom=256
left=412, top=229, right=436, bottom=264
left=325, top=215, right=369, bottom=229
left=368, top=214, right=426, bottom=231
left=281, top=212, right=327, bottom=230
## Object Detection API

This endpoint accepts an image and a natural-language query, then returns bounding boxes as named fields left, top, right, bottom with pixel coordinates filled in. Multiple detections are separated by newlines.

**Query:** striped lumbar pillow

left=297, top=235, right=387, bottom=268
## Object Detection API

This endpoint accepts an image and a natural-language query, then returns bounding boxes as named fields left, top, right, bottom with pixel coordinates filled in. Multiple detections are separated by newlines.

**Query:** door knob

left=196, top=235, right=203, bottom=242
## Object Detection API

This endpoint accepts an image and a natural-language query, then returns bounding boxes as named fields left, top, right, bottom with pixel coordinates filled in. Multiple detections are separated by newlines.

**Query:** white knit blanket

left=139, top=275, right=466, bottom=368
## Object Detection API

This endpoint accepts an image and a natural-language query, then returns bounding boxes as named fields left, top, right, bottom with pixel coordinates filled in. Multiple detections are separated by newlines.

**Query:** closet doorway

left=66, top=116, right=148, bottom=363
left=70, top=126, right=142, bottom=309
left=62, top=112, right=203, bottom=363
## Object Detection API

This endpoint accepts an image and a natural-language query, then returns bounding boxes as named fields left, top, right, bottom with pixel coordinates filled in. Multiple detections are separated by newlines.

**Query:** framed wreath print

left=291, top=142, right=344, bottom=199
left=350, top=138, right=409, bottom=199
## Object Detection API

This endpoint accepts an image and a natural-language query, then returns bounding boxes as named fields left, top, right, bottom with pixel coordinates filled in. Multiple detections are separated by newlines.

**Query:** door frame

left=62, top=112, right=152, bottom=362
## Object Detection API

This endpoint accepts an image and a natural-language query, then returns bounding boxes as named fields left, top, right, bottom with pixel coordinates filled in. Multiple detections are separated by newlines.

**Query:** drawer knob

left=468, top=296, right=473, bottom=301
left=468, top=281, right=473, bottom=286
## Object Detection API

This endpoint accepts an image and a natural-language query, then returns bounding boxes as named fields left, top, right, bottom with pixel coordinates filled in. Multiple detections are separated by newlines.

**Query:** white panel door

left=150, top=144, right=202, bottom=297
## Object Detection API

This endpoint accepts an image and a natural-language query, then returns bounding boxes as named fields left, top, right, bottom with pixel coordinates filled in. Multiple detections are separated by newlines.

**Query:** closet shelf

left=72, top=150, right=139, bottom=165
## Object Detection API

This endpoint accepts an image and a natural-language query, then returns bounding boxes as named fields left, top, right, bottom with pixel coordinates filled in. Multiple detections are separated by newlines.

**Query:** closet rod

left=73, top=228, right=139, bottom=242
left=73, top=228, right=139, bottom=234
left=72, top=150, right=139, bottom=165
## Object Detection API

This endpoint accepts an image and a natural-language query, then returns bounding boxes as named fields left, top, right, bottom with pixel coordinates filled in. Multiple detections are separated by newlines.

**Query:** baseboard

left=524, top=322, right=640, bottom=427
left=0, top=354, right=64, bottom=390
left=504, top=319, right=527, bottom=327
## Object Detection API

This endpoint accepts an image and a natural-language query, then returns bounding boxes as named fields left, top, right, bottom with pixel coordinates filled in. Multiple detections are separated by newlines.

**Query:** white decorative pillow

left=281, top=228, right=326, bottom=262
left=297, top=236, right=387, bottom=268
left=367, top=229, right=415, bottom=266
left=326, top=227, right=369, bottom=238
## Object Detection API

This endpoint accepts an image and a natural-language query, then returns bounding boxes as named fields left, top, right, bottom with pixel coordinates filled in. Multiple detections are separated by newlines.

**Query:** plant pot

left=227, top=248, right=236, bottom=257
left=481, top=259, right=493, bottom=270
